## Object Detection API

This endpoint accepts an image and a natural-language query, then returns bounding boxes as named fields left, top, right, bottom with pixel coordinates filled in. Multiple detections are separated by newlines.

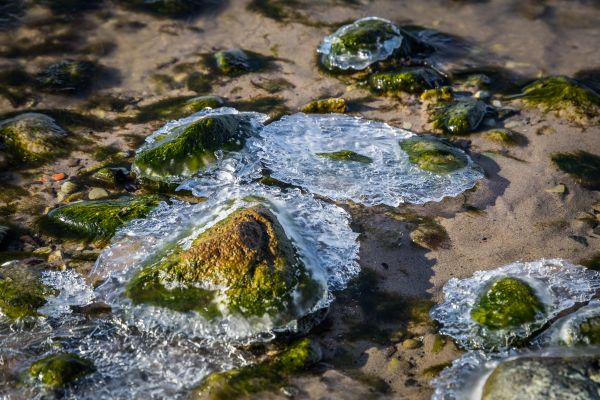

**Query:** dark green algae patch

left=471, top=277, right=545, bottom=330
left=128, top=95, right=224, bottom=124
left=41, top=195, right=161, bottom=242
left=368, top=67, right=446, bottom=95
left=0, top=262, right=57, bottom=320
left=213, top=49, right=273, bottom=76
left=125, top=206, right=323, bottom=322
left=430, top=98, right=488, bottom=136
left=301, top=98, right=347, bottom=114
left=317, top=150, right=373, bottom=164
left=400, top=136, right=468, bottom=174
left=29, top=353, right=95, bottom=388
left=193, top=338, right=320, bottom=400
left=551, top=151, right=600, bottom=190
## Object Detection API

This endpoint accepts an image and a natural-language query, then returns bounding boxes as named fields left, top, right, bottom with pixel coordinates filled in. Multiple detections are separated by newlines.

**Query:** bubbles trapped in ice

left=535, top=299, right=600, bottom=347
left=93, top=183, right=359, bottom=338
left=430, top=259, right=600, bottom=351
left=252, top=113, right=483, bottom=206
left=39, top=269, right=95, bottom=318
left=317, top=17, right=404, bottom=71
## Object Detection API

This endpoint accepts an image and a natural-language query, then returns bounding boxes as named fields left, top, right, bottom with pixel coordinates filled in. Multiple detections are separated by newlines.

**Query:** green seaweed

left=430, top=98, right=488, bottom=135
left=301, top=98, right=347, bottom=114
left=35, top=60, right=97, bottom=93
left=194, top=338, right=319, bottom=399
left=368, top=67, right=446, bottom=95
left=471, top=277, right=545, bottom=330
left=551, top=151, right=600, bottom=190
left=29, top=353, right=95, bottom=388
left=0, top=263, right=57, bottom=320
left=41, top=195, right=161, bottom=241
left=420, top=86, right=454, bottom=103
left=400, top=136, right=468, bottom=174
left=317, top=150, right=373, bottom=163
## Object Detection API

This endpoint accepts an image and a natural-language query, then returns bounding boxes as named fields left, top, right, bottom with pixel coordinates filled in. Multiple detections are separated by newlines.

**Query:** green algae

left=0, top=263, right=56, bottom=320
left=194, top=338, right=319, bottom=399
left=420, top=86, right=454, bottom=103
left=258, top=175, right=296, bottom=190
left=400, top=136, right=468, bottom=174
left=483, top=129, right=527, bottom=146
left=422, top=362, right=452, bottom=378
left=132, top=114, right=252, bottom=184
left=126, top=206, right=322, bottom=321
left=133, top=95, right=224, bottom=123
left=430, top=98, right=487, bottom=135
left=316, top=150, right=373, bottom=163
left=471, top=277, right=545, bottom=330
left=513, top=76, right=600, bottom=121
left=42, top=195, right=161, bottom=242
left=29, top=353, right=95, bottom=388
left=35, top=60, right=97, bottom=93
left=577, top=316, right=600, bottom=345
left=301, top=98, right=347, bottom=114
left=214, top=49, right=271, bottom=76
left=368, top=67, right=446, bottom=95
left=551, top=151, right=600, bottom=190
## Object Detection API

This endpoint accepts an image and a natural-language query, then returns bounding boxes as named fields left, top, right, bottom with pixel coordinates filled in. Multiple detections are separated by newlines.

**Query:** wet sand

left=1, top=0, right=600, bottom=398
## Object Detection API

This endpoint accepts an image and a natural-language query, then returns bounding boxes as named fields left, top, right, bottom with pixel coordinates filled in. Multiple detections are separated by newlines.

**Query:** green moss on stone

left=0, top=263, right=57, bottom=320
left=316, top=150, right=372, bottom=163
left=430, top=98, right=487, bottom=135
left=29, top=353, right=95, bottom=388
left=42, top=195, right=161, bottom=241
left=134, top=95, right=224, bottom=123
left=301, top=98, right=347, bottom=114
left=400, top=136, right=468, bottom=174
left=420, top=86, right=454, bottom=103
left=194, top=338, right=319, bottom=399
left=471, top=277, right=545, bottom=330
left=369, top=68, right=446, bottom=95
left=483, top=129, right=526, bottom=146
left=214, top=49, right=270, bottom=76
left=551, top=151, right=600, bottom=190
left=35, top=60, right=97, bottom=93
left=515, top=76, right=600, bottom=121
left=132, top=114, right=252, bottom=183
left=578, top=316, right=600, bottom=345
left=126, top=206, right=322, bottom=321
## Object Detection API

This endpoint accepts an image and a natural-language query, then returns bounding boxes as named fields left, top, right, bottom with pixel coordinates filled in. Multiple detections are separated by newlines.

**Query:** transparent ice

left=535, top=299, right=600, bottom=347
left=430, top=259, right=600, bottom=351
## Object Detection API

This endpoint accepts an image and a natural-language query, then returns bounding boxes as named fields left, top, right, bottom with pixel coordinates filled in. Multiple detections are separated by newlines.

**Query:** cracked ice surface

left=251, top=113, right=483, bottom=206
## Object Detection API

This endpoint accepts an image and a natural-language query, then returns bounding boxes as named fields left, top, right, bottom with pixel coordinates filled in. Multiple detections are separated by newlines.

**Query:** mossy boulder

left=482, top=355, right=600, bottom=400
left=117, top=0, right=207, bottom=17
left=214, top=49, right=269, bottom=76
left=515, top=76, right=600, bottom=122
left=126, top=206, right=323, bottom=322
left=318, top=17, right=408, bottom=72
left=0, top=113, right=68, bottom=167
left=400, top=136, right=468, bottom=174
left=29, top=353, right=95, bottom=388
left=132, top=113, right=255, bottom=184
left=316, top=150, right=373, bottom=164
left=193, top=338, right=321, bottom=399
left=42, top=196, right=161, bottom=241
left=0, top=262, right=57, bottom=320
left=430, top=98, right=488, bottom=135
left=369, top=67, right=446, bottom=95
left=471, top=277, right=545, bottom=330
left=551, top=151, right=600, bottom=190
left=135, top=95, right=225, bottom=123
left=301, top=98, right=347, bottom=114
left=35, top=60, right=97, bottom=93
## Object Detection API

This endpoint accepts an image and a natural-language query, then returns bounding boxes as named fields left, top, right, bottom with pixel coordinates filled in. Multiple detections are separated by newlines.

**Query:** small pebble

left=88, top=187, right=109, bottom=200
left=60, top=181, right=77, bottom=195
left=48, top=250, right=63, bottom=263
left=474, top=90, right=491, bottom=100
left=402, top=338, right=422, bottom=350
left=492, top=100, right=502, bottom=108
left=33, top=247, right=53, bottom=256
left=52, top=172, right=66, bottom=181
left=544, top=184, right=567, bottom=194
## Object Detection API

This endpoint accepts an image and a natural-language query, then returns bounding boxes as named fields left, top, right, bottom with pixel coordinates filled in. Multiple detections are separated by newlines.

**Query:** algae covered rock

left=471, top=277, right=545, bottom=330
left=515, top=76, right=600, bottom=122
left=369, top=67, right=446, bottom=95
left=0, top=262, right=57, bottom=320
left=316, top=150, right=372, bottom=164
left=481, top=355, right=600, bottom=400
left=125, top=205, right=323, bottom=321
left=400, top=136, right=468, bottom=174
left=29, top=353, right=95, bottom=388
left=551, top=151, right=600, bottom=190
left=42, top=196, right=161, bottom=241
left=214, top=49, right=269, bottom=76
left=35, top=60, right=97, bottom=93
left=301, top=98, right=347, bottom=114
left=132, top=113, right=256, bottom=184
left=135, top=95, right=224, bottom=123
left=430, top=98, right=488, bottom=135
left=117, top=0, right=207, bottom=17
left=0, top=113, right=68, bottom=167
left=318, top=17, right=407, bottom=71
left=194, top=338, right=321, bottom=399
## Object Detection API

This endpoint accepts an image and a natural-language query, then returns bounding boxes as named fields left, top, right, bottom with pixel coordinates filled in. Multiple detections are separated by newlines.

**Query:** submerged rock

left=551, top=151, right=600, bottom=190
left=482, top=355, right=600, bottom=400
left=132, top=112, right=257, bottom=185
left=301, top=98, right=347, bottom=114
left=471, top=277, right=545, bottom=330
left=29, top=353, right=95, bottom=388
left=0, top=113, right=67, bottom=166
left=430, top=98, right=488, bottom=135
left=42, top=196, right=161, bottom=241
left=316, top=150, right=372, bottom=164
left=135, top=95, right=225, bottom=123
left=126, top=205, right=323, bottom=322
left=514, top=76, right=600, bottom=122
left=117, top=0, right=208, bottom=17
left=214, top=49, right=269, bottom=76
left=194, top=338, right=321, bottom=399
left=399, top=136, right=468, bottom=174
left=0, top=262, right=57, bottom=320
left=369, top=67, right=446, bottom=95
left=317, top=17, right=407, bottom=71
left=35, top=60, right=97, bottom=93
